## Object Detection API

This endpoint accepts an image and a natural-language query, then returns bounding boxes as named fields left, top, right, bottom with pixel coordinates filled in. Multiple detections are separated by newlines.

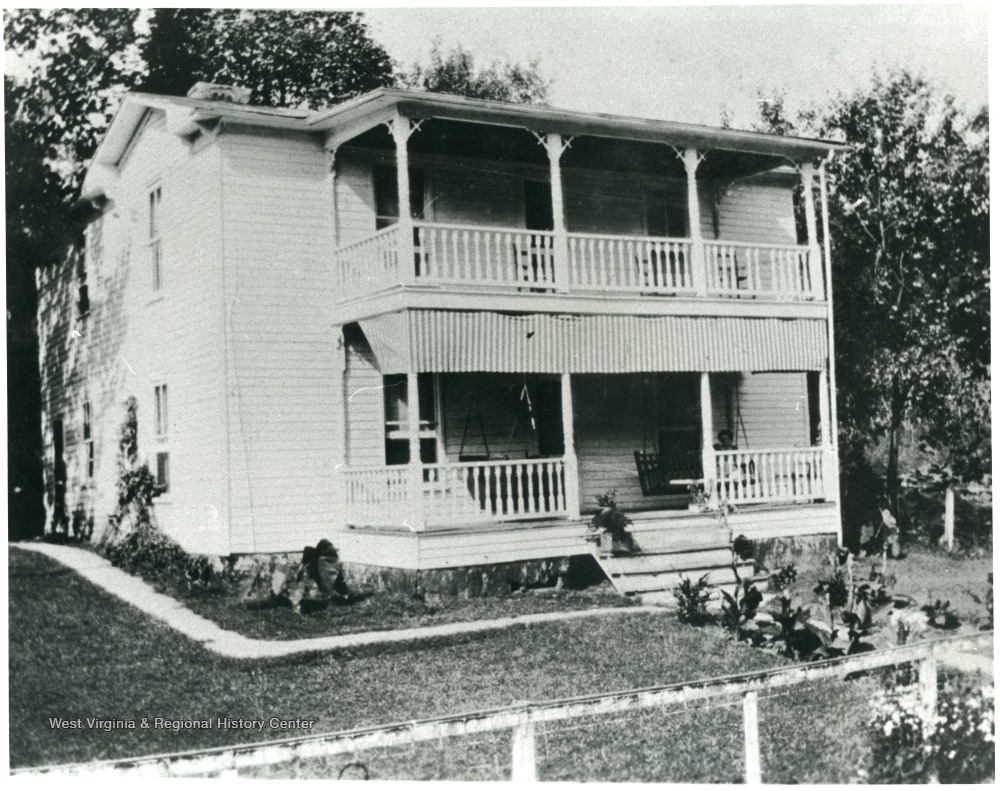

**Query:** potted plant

left=589, top=491, right=637, bottom=555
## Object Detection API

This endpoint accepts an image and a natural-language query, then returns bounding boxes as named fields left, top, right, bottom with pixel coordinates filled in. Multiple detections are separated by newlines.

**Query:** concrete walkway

left=12, top=542, right=660, bottom=660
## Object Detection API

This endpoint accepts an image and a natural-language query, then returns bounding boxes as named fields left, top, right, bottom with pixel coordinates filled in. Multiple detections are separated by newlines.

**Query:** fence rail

left=16, top=632, right=991, bottom=780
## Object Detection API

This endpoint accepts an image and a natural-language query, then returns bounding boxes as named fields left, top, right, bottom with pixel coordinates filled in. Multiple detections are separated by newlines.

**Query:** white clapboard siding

left=344, top=339, right=384, bottom=469
left=713, top=179, right=798, bottom=245
left=37, top=113, right=230, bottom=554
left=220, top=129, right=339, bottom=553
left=734, top=373, right=811, bottom=449
left=333, top=152, right=376, bottom=248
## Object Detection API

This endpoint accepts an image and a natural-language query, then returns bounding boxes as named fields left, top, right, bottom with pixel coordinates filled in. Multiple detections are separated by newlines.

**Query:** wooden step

left=598, top=547, right=735, bottom=575
left=624, top=525, right=731, bottom=554
left=613, top=565, right=746, bottom=595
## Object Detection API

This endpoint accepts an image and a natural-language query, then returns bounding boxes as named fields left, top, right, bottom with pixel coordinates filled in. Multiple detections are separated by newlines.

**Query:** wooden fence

left=14, top=632, right=992, bottom=781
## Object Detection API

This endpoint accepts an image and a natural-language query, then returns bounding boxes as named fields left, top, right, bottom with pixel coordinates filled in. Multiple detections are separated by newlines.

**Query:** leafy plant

left=919, top=599, right=962, bottom=630
left=813, top=570, right=850, bottom=608
left=731, top=534, right=756, bottom=563
left=589, top=492, right=637, bottom=555
left=672, top=574, right=712, bottom=626
left=720, top=570, right=764, bottom=644
left=769, top=563, right=797, bottom=593
left=967, top=573, right=993, bottom=630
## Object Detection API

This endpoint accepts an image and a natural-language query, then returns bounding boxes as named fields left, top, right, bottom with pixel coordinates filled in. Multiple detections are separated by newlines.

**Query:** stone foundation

left=752, top=533, right=839, bottom=569
left=223, top=550, right=607, bottom=600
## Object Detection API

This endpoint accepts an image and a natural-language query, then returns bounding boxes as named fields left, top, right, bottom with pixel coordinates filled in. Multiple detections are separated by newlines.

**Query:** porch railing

left=332, top=225, right=401, bottom=301
left=713, top=448, right=827, bottom=505
left=333, top=222, right=821, bottom=303
left=343, top=458, right=568, bottom=528
left=416, top=222, right=557, bottom=289
left=704, top=241, right=817, bottom=300
left=567, top=232, right=696, bottom=294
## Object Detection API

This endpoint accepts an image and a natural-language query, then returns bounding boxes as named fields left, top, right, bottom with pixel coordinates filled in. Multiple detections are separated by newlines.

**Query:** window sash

left=154, top=385, right=168, bottom=437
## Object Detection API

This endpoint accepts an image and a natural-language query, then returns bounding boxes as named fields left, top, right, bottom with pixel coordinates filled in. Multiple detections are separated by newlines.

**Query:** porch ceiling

left=355, top=311, right=826, bottom=375
left=341, top=117, right=790, bottom=181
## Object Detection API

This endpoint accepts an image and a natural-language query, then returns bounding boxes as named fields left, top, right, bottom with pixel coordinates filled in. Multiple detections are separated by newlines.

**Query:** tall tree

left=400, top=39, right=550, bottom=104
left=817, top=73, right=990, bottom=513
left=141, top=10, right=394, bottom=107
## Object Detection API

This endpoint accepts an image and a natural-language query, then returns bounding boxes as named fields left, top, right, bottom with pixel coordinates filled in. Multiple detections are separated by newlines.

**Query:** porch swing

left=633, top=377, right=703, bottom=497
left=458, top=379, right=550, bottom=513
left=632, top=375, right=754, bottom=497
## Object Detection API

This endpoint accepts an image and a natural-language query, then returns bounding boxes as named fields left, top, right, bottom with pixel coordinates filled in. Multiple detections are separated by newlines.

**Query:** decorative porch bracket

left=387, top=113, right=425, bottom=287
left=674, top=147, right=709, bottom=296
left=533, top=131, right=575, bottom=292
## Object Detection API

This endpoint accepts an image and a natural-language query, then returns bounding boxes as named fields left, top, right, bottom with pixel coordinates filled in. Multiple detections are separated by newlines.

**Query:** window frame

left=152, top=383, right=170, bottom=495
left=82, top=401, right=94, bottom=480
left=148, top=184, right=163, bottom=291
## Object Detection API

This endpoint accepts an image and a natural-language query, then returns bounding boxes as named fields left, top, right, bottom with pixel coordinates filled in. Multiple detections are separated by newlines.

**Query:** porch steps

left=593, top=522, right=757, bottom=598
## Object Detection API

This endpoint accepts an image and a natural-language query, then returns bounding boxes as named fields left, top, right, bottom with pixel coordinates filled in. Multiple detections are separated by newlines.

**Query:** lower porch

left=340, top=368, right=837, bottom=532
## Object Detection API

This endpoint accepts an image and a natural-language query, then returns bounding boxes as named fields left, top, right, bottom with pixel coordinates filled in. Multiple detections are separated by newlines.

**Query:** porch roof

left=356, top=311, right=826, bottom=375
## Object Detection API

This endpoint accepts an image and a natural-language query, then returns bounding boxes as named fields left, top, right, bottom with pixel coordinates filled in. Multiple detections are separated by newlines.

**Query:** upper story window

left=645, top=189, right=688, bottom=238
left=79, top=215, right=103, bottom=317
left=374, top=165, right=425, bottom=230
left=154, top=383, right=168, bottom=438
left=149, top=185, right=163, bottom=290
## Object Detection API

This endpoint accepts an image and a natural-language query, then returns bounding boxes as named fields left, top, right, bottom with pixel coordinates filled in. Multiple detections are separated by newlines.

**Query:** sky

left=364, top=3, right=989, bottom=127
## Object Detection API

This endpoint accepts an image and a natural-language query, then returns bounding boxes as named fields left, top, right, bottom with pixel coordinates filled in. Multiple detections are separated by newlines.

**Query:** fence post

left=511, top=711, right=537, bottom=783
left=918, top=655, right=939, bottom=782
left=942, top=487, right=955, bottom=552
left=743, top=690, right=762, bottom=785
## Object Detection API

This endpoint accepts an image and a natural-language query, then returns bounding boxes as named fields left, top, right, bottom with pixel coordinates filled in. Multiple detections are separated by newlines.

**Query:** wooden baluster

left=516, top=463, right=527, bottom=514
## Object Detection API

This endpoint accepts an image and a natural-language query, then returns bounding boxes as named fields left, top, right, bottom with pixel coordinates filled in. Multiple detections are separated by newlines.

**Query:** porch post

left=818, top=367, right=835, bottom=502
left=544, top=133, right=571, bottom=292
left=390, top=112, right=417, bottom=285
left=799, top=161, right=823, bottom=298
left=406, top=371, right=426, bottom=531
left=819, top=156, right=842, bottom=525
left=699, top=372, right=717, bottom=506
left=682, top=148, right=708, bottom=296
left=560, top=373, right=581, bottom=519
left=334, top=328, right=347, bottom=523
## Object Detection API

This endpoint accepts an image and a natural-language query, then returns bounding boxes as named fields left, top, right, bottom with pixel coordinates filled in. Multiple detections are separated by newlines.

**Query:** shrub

left=866, top=679, right=995, bottom=783
left=104, top=522, right=218, bottom=592
left=673, top=574, right=712, bottom=625
left=590, top=491, right=636, bottom=554
left=769, top=563, right=797, bottom=592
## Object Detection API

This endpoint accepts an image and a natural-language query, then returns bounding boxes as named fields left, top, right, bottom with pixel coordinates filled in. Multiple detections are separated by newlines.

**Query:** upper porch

left=324, top=90, right=841, bottom=321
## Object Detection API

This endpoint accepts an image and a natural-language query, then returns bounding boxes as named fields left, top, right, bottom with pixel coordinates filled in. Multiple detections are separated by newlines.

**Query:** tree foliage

left=818, top=73, right=990, bottom=493
left=140, top=9, right=394, bottom=109
left=400, top=39, right=549, bottom=104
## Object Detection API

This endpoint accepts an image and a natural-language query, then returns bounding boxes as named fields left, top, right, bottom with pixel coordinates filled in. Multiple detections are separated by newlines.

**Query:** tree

left=140, top=10, right=394, bottom=108
left=817, top=73, right=990, bottom=515
left=400, top=39, right=549, bottom=104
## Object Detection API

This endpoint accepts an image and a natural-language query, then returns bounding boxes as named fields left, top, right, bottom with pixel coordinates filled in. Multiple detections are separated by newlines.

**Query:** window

left=154, top=384, right=168, bottom=437
left=374, top=165, right=425, bottom=230
left=82, top=402, right=94, bottom=479
left=645, top=189, right=688, bottom=238
left=383, top=373, right=437, bottom=464
left=79, top=216, right=102, bottom=317
left=155, top=452, right=170, bottom=494
left=153, top=384, right=169, bottom=494
left=149, top=185, right=163, bottom=290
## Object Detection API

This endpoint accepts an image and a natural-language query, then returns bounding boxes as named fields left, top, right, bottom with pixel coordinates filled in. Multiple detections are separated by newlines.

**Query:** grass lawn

left=178, top=582, right=633, bottom=641
left=10, top=547, right=879, bottom=781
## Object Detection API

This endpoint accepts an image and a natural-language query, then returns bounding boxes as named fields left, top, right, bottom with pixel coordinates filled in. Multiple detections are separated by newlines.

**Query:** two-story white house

left=39, top=84, right=845, bottom=594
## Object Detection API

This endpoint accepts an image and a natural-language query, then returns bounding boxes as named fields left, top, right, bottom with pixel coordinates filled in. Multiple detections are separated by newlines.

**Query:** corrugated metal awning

left=357, top=311, right=826, bottom=374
